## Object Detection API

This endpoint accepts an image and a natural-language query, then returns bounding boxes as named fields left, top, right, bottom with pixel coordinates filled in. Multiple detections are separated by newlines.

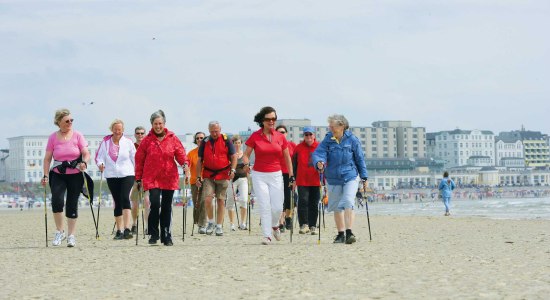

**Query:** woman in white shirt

left=95, top=119, right=137, bottom=240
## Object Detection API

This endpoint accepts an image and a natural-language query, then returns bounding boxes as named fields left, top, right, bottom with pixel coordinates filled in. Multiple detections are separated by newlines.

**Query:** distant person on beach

left=438, top=171, right=456, bottom=216
left=41, top=108, right=91, bottom=247
left=242, top=106, right=294, bottom=245
left=292, top=126, right=321, bottom=235
left=196, top=121, right=237, bottom=237
left=225, top=135, right=249, bottom=231
left=135, top=110, right=189, bottom=246
left=188, top=131, right=207, bottom=234
left=129, top=126, right=150, bottom=234
left=95, top=119, right=136, bottom=240
left=275, top=124, right=297, bottom=233
left=312, top=114, right=368, bottom=244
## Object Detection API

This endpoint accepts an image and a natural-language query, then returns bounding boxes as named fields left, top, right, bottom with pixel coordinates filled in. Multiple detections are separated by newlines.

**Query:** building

left=495, top=136, right=524, bottom=166
left=498, top=129, right=550, bottom=167
left=431, top=129, right=495, bottom=168
left=0, top=149, right=8, bottom=181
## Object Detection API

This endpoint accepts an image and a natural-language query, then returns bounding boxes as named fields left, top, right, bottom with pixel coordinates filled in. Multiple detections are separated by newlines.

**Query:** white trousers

left=226, top=177, right=249, bottom=210
left=251, top=170, right=283, bottom=238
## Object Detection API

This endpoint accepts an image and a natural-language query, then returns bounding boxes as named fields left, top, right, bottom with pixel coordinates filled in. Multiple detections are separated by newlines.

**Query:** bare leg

left=344, top=208, right=354, bottom=230
left=334, top=211, right=345, bottom=232
left=216, top=198, right=225, bottom=225
left=123, top=208, right=132, bottom=229
left=67, top=218, right=77, bottom=236
left=54, top=212, right=64, bottom=231
left=115, top=216, right=123, bottom=231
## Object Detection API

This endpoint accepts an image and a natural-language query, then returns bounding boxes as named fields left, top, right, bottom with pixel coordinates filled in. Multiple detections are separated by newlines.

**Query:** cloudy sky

left=1, top=0, right=549, bottom=148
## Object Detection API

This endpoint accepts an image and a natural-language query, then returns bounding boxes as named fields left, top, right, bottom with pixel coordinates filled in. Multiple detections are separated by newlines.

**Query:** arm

left=242, top=145, right=253, bottom=173
left=312, top=139, right=328, bottom=171
left=95, top=139, right=107, bottom=172
left=42, top=150, right=53, bottom=186
left=352, top=137, right=368, bottom=180
left=79, top=147, right=90, bottom=171
left=134, top=140, right=146, bottom=181
left=283, top=148, right=293, bottom=177
left=292, top=150, right=298, bottom=180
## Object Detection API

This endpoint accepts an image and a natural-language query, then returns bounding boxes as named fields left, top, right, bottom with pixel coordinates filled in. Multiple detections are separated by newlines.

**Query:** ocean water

left=359, top=197, right=550, bottom=220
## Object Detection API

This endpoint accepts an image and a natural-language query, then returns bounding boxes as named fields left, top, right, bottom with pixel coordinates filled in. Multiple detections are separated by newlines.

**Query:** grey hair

left=150, top=110, right=166, bottom=124
left=109, top=119, right=124, bottom=131
left=54, top=108, right=71, bottom=126
left=327, top=114, right=349, bottom=130
left=134, top=126, right=145, bottom=133
left=208, top=121, right=220, bottom=128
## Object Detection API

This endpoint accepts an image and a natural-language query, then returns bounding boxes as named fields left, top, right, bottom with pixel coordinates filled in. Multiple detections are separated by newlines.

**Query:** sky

left=1, top=0, right=549, bottom=148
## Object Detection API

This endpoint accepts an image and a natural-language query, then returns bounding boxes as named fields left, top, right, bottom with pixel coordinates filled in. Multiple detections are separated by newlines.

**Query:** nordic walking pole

left=290, top=189, right=294, bottom=243
left=230, top=182, right=240, bottom=227
left=111, top=222, right=116, bottom=235
left=82, top=171, right=98, bottom=238
left=182, top=180, right=187, bottom=242
left=363, top=187, right=373, bottom=241
left=248, top=176, right=252, bottom=235
left=95, top=171, right=104, bottom=240
left=43, top=181, right=48, bottom=247
left=136, top=186, right=143, bottom=246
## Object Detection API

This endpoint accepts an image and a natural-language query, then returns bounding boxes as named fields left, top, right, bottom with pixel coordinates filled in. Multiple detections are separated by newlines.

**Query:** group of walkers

left=41, top=106, right=370, bottom=247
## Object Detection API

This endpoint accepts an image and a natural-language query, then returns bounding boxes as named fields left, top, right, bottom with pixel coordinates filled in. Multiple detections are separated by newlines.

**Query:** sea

left=361, top=197, right=550, bottom=220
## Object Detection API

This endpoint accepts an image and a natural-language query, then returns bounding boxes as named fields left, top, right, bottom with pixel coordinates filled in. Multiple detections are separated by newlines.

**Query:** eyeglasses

left=277, top=131, right=286, bottom=134
left=135, top=132, right=145, bottom=135
left=263, top=117, right=277, bottom=122
left=196, top=137, right=205, bottom=140
left=304, top=133, right=313, bottom=136
left=64, top=119, right=74, bottom=124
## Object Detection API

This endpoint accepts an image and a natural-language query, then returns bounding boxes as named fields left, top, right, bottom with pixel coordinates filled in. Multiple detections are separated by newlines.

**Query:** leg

left=159, top=189, right=175, bottom=243
left=148, top=189, right=161, bottom=240
left=49, top=172, right=68, bottom=232
left=64, top=173, right=83, bottom=236
left=107, top=178, right=124, bottom=232
left=297, top=186, right=309, bottom=227
left=251, top=171, right=273, bottom=238
left=308, top=186, right=320, bottom=229
left=215, top=180, right=228, bottom=226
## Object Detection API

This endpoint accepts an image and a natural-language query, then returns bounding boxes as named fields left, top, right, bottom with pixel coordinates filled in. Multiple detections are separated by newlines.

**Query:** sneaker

left=124, top=228, right=133, bottom=239
left=131, top=225, right=137, bottom=234
left=261, top=237, right=272, bottom=245
left=273, top=228, right=282, bottom=241
left=206, top=223, right=215, bottom=235
left=148, top=236, right=159, bottom=245
left=198, top=226, right=207, bottom=234
left=215, top=226, right=224, bottom=236
left=285, top=217, right=292, bottom=230
left=299, top=225, right=310, bottom=234
left=113, top=230, right=124, bottom=240
left=52, top=230, right=66, bottom=246
left=310, top=226, right=317, bottom=235
left=230, top=224, right=236, bottom=231
left=279, top=224, right=286, bottom=233
left=239, top=223, right=248, bottom=230
left=67, top=235, right=76, bottom=247
left=164, top=238, right=173, bottom=246
left=333, top=234, right=345, bottom=244
left=345, top=234, right=357, bottom=244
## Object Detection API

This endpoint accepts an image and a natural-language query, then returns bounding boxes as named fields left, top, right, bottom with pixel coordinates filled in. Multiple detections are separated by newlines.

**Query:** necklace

left=59, top=130, right=70, bottom=140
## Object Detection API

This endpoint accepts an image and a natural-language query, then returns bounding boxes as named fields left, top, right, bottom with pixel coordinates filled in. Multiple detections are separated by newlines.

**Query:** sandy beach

left=1, top=208, right=549, bottom=299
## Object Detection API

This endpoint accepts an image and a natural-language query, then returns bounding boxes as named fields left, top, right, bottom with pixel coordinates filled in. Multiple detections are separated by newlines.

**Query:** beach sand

left=1, top=208, right=549, bottom=299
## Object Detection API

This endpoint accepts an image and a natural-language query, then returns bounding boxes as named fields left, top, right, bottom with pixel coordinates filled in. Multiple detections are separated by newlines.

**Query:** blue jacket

left=438, top=177, right=456, bottom=198
left=311, top=130, right=368, bottom=185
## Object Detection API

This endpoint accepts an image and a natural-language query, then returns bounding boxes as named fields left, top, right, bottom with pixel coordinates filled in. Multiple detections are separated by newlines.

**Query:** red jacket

left=201, top=135, right=231, bottom=180
left=135, top=128, right=188, bottom=191
left=293, top=140, right=320, bottom=186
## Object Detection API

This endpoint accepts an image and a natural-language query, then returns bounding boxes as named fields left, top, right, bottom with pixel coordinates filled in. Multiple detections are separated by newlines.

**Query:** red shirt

left=279, top=141, right=296, bottom=174
left=293, top=140, right=320, bottom=186
left=245, top=128, right=288, bottom=173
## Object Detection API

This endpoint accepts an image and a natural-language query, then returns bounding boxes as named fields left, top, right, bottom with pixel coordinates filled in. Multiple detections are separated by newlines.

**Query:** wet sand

left=1, top=208, right=549, bottom=299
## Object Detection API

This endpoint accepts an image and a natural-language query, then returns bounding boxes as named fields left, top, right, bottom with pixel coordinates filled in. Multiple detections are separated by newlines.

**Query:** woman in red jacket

left=135, top=110, right=189, bottom=246
left=292, top=126, right=321, bottom=235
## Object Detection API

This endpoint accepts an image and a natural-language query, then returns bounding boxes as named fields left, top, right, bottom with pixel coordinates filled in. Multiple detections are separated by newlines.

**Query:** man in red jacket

left=196, top=121, right=237, bottom=237
left=292, top=126, right=321, bottom=235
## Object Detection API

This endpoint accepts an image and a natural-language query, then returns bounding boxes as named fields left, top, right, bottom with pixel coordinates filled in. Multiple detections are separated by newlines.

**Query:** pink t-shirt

left=46, top=130, right=88, bottom=174
left=108, top=138, right=119, bottom=162
left=245, top=128, right=288, bottom=173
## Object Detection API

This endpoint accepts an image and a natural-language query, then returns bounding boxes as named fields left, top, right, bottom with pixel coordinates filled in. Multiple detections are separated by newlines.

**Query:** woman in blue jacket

left=438, top=171, right=456, bottom=216
left=312, top=114, right=368, bottom=244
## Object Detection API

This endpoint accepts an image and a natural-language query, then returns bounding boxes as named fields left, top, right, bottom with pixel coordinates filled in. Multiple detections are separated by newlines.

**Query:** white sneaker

left=273, top=228, right=282, bottom=241
left=198, top=226, right=207, bottom=234
left=261, top=237, right=272, bottom=245
left=230, top=224, right=236, bottom=231
left=239, top=223, right=248, bottom=230
left=206, top=223, right=215, bottom=235
left=67, top=235, right=76, bottom=247
left=215, top=226, right=224, bottom=236
left=52, top=230, right=66, bottom=246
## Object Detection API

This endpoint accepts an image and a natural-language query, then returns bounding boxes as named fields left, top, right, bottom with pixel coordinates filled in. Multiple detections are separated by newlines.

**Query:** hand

left=229, top=169, right=235, bottom=180
left=196, top=177, right=202, bottom=188
left=136, top=180, right=142, bottom=191
left=79, top=162, right=87, bottom=171
left=183, top=164, right=190, bottom=178
left=41, top=176, right=48, bottom=186
left=243, top=164, right=250, bottom=174
left=362, top=179, right=369, bottom=192
left=289, top=175, right=296, bottom=189
left=98, top=164, right=105, bottom=172
left=316, top=162, right=325, bottom=172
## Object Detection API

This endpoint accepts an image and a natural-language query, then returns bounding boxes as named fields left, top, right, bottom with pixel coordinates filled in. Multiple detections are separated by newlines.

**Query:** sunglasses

left=64, top=119, right=74, bottom=124
left=304, top=133, right=313, bottom=136
left=263, top=117, right=277, bottom=122
left=277, top=131, right=286, bottom=134
left=196, top=137, right=205, bottom=140
left=135, top=132, right=145, bottom=135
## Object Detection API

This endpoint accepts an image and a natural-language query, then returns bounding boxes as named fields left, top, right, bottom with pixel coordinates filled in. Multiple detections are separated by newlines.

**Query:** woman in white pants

left=226, top=135, right=249, bottom=231
left=242, top=106, right=294, bottom=245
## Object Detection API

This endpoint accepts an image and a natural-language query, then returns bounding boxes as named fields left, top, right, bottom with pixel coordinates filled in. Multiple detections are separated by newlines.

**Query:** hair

left=109, top=119, right=124, bottom=131
left=208, top=121, right=221, bottom=129
left=443, top=171, right=449, bottom=178
left=253, top=106, right=277, bottom=128
left=193, top=131, right=206, bottom=145
left=327, top=114, right=349, bottom=130
left=134, top=126, right=145, bottom=133
left=231, top=134, right=242, bottom=143
left=150, top=109, right=166, bottom=124
left=53, top=108, right=71, bottom=126
left=276, top=125, right=287, bottom=132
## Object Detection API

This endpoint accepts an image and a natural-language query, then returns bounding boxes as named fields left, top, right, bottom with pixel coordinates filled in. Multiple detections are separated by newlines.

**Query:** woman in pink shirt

left=41, top=108, right=90, bottom=247
left=242, top=106, right=294, bottom=245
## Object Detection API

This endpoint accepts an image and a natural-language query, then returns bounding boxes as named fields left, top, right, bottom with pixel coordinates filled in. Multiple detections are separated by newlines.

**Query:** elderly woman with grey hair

left=312, top=114, right=368, bottom=244
left=95, top=119, right=136, bottom=240
left=41, top=108, right=91, bottom=247
left=135, top=110, right=190, bottom=246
